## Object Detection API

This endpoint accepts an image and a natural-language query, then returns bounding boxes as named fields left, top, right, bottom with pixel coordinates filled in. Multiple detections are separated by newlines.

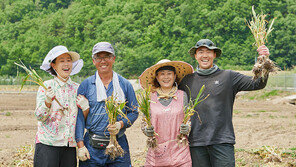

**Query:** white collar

left=54, top=76, right=72, bottom=87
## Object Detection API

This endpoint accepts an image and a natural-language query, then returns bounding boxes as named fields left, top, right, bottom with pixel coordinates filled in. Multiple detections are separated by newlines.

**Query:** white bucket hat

left=40, top=45, right=83, bottom=76
left=139, top=59, right=194, bottom=90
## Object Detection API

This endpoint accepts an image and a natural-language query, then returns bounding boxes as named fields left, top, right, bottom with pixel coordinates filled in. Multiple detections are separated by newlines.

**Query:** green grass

left=282, top=148, right=296, bottom=158
left=236, top=158, right=247, bottom=166
left=248, top=96, right=255, bottom=100
left=5, top=112, right=11, bottom=116
left=233, top=110, right=241, bottom=114
left=268, top=115, right=276, bottom=119
left=256, top=110, right=266, bottom=113
left=259, top=90, right=280, bottom=99
left=242, top=89, right=292, bottom=100
left=235, top=148, right=246, bottom=152
left=246, top=114, right=252, bottom=118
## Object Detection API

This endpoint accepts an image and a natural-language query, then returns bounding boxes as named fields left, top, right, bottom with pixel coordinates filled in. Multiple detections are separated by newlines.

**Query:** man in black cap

left=179, top=39, right=270, bottom=167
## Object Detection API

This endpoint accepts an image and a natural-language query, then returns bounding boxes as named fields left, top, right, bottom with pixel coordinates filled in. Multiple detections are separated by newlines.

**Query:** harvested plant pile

left=105, top=95, right=129, bottom=160
left=14, top=60, right=66, bottom=114
left=137, top=86, right=157, bottom=149
left=177, top=85, right=209, bottom=146
left=11, top=145, right=34, bottom=167
left=253, top=146, right=283, bottom=163
left=247, top=6, right=277, bottom=80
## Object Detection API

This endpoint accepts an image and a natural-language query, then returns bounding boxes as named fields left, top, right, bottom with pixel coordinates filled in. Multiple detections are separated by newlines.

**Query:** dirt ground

left=0, top=86, right=295, bottom=167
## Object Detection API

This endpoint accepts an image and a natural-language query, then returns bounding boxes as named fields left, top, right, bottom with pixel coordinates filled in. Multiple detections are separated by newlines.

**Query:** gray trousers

left=190, top=143, right=235, bottom=167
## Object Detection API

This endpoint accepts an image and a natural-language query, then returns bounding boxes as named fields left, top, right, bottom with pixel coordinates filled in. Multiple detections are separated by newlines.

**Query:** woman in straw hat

left=34, top=45, right=87, bottom=167
left=139, top=59, right=194, bottom=167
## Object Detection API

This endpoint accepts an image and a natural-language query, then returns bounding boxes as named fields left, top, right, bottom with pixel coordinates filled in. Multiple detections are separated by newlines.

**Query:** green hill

left=0, top=0, right=295, bottom=78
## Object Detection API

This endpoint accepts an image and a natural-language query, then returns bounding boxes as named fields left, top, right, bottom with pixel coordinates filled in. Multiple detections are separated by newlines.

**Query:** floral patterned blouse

left=35, top=77, right=79, bottom=147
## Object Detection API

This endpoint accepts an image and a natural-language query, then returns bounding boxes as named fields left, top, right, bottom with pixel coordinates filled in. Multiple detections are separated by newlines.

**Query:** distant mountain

left=0, top=0, right=295, bottom=78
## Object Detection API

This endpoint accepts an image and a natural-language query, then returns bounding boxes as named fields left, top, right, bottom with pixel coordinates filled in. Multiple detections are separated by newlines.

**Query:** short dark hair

left=46, top=59, right=57, bottom=76
left=156, top=66, right=176, bottom=74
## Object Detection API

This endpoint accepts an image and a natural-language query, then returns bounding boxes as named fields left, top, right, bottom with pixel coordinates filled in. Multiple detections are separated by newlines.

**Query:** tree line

left=0, top=0, right=295, bottom=78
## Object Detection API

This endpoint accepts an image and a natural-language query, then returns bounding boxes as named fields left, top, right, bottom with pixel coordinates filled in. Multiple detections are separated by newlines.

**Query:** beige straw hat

left=139, top=59, right=194, bottom=90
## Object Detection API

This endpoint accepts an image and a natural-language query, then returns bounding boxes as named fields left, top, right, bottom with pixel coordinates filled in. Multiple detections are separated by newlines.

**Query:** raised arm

left=35, top=83, right=52, bottom=122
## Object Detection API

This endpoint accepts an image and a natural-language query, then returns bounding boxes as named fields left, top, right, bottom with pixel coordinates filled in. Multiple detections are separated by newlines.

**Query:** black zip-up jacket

left=179, top=69, right=268, bottom=146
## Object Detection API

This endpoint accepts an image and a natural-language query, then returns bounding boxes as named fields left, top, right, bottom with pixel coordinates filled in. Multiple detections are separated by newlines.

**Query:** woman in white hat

left=139, top=59, right=194, bottom=167
left=34, top=45, right=88, bottom=167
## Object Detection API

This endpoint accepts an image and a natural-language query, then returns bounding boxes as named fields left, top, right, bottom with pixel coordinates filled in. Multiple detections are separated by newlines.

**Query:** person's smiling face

left=156, top=70, right=176, bottom=90
left=195, top=46, right=216, bottom=69
left=51, top=53, right=73, bottom=79
left=92, top=52, right=115, bottom=74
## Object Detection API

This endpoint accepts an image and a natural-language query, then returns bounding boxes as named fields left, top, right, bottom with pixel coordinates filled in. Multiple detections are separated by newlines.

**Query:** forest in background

left=0, top=0, right=295, bottom=78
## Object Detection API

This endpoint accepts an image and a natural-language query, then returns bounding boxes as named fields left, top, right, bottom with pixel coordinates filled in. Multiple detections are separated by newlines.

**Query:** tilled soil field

left=0, top=88, right=295, bottom=166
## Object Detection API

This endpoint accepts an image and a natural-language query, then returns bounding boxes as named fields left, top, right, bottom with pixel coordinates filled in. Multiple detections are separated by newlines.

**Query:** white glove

left=45, top=87, right=55, bottom=104
left=77, top=146, right=90, bottom=161
left=76, top=95, right=90, bottom=111
left=108, top=122, right=122, bottom=135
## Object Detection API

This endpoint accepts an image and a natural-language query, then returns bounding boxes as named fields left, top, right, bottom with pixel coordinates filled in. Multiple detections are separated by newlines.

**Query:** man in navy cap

left=75, top=42, right=138, bottom=166
left=179, top=39, right=270, bottom=167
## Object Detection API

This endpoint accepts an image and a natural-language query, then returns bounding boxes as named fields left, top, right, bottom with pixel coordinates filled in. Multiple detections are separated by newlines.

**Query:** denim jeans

left=190, top=143, right=235, bottom=167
